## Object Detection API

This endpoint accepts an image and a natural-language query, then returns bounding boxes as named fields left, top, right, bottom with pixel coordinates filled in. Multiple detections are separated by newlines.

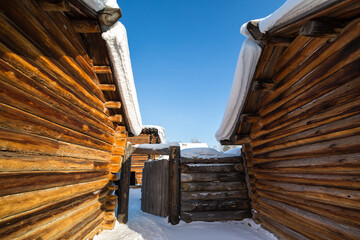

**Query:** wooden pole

left=117, top=143, right=132, bottom=223
left=168, top=146, right=180, bottom=225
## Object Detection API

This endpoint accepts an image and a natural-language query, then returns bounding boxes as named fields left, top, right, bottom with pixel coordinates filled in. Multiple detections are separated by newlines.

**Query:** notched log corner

left=98, top=7, right=122, bottom=26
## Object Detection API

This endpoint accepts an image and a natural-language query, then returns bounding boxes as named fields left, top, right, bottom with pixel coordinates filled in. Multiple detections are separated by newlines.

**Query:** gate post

left=168, top=146, right=180, bottom=225
left=117, top=142, right=132, bottom=223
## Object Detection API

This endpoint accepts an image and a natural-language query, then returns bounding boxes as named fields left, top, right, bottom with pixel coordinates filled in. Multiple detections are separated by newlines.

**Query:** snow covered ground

left=95, top=189, right=277, bottom=240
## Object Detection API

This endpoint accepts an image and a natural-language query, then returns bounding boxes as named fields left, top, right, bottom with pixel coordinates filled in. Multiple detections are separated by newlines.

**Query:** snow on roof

left=216, top=0, right=338, bottom=142
left=179, top=142, right=209, bottom=150
left=142, top=125, right=166, bottom=143
left=181, top=147, right=241, bottom=159
left=81, top=0, right=142, bottom=136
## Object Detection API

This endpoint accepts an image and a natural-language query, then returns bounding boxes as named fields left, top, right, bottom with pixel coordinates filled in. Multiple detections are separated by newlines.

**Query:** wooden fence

left=138, top=144, right=250, bottom=224
left=141, top=160, right=169, bottom=217
left=180, top=156, right=251, bottom=222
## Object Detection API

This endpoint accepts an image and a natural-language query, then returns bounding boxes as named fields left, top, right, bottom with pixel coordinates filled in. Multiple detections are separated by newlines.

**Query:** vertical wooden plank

left=168, top=146, right=181, bottom=225
left=164, top=160, right=169, bottom=217
left=117, top=143, right=132, bottom=224
left=141, top=162, right=146, bottom=212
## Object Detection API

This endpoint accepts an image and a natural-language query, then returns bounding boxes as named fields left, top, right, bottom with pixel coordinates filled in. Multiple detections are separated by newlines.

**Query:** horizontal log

left=252, top=95, right=360, bottom=146
left=181, top=190, right=248, bottom=201
left=256, top=59, right=360, bottom=136
left=261, top=18, right=360, bottom=108
left=132, top=144, right=170, bottom=155
left=0, top=152, right=109, bottom=172
left=104, top=101, right=121, bottom=109
left=181, top=172, right=243, bottom=183
left=0, top=5, right=105, bottom=102
left=240, top=114, right=261, bottom=123
left=255, top=153, right=360, bottom=173
left=253, top=134, right=360, bottom=161
left=71, top=19, right=100, bottom=33
left=299, top=20, right=342, bottom=38
left=20, top=200, right=103, bottom=239
left=38, top=0, right=70, bottom=11
left=256, top=180, right=360, bottom=210
left=0, top=191, right=100, bottom=239
left=0, top=56, right=113, bottom=130
left=258, top=189, right=360, bottom=227
left=0, top=178, right=108, bottom=220
left=180, top=164, right=240, bottom=173
left=181, top=156, right=242, bottom=164
left=109, top=115, right=123, bottom=123
left=234, top=163, right=245, bottom=172
left=181, top=210, right=250, bottom=223
left=254, top=172, right=360, bottom=189
left=99, top=84, right=116, bottom=91
left=0, top=171, right=109, bottom=196
left=259, top=214, right=306, bottom=240
left=182, top=181, right=247, bottom=192
left=0, top=61, right=115, bottom=143
left=259, top=197, right=360, bottom=240
left=0, top=102, right=113, bottom=152
left=0, top=127, right=111, bottom=161
left=181, top=199, right=250, bottom=212
left=60, top=211, right=104, bottom=240
left=93, top=66, right=112, bottom=74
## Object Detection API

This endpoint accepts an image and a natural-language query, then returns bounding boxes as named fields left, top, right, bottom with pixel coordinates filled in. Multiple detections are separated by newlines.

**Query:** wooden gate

left=180, top=156, right=251, bottom=222
left=141, top=160, right=169, bottom=217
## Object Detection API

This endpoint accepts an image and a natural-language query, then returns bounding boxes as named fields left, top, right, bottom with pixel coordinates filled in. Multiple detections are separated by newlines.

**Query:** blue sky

left=118, top=0, right=285, bottom=148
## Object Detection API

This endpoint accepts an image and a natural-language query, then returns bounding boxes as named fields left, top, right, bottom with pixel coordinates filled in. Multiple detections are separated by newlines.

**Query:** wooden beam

left=234, top=135, right=251, bottom=145
left=93, top=66, right=112, bottom=74
left=117, top=143, right=132, bottom=223
left=168, top=146, right=180, bottom=225
left=132, top=144, right=170, bottom=155
left=71, top=20, right=100, bottom=33
left=109, top=115, right=122, bottom=123
left=98, top=7, right=122, bottom=26
left=99, top=84, right=116, bottom=91
left=240, top=114, right=261, bottom=123
left=38, top=0, right=69, bottom=11
left=253, top=79, right=275, bottom=92
left=104, top=101, right=121, bottom=109
left=247, top=20, right=263, bottom=40
left=299, top=19, right=343, bottom=38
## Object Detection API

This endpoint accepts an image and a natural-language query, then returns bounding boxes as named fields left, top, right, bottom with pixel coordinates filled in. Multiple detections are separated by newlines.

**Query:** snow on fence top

left=81, top=0, right=142, bottom=136
left=181, top=147, right=241, bottom=159
left=215, top=0, right=338, bottom=142
left=142, top=125, right=166, bottom=143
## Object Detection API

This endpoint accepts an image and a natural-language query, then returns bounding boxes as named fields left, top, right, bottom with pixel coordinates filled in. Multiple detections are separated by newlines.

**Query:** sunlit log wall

left=0, top=0, right=127, bottom=238
left=128, top=131, right=160, bottom=185
left=240, top=13, right=360, bottom=240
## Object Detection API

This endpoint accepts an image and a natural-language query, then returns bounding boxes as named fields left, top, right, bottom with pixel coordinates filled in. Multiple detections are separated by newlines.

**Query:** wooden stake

left=168, top=146, right=180, bottom=225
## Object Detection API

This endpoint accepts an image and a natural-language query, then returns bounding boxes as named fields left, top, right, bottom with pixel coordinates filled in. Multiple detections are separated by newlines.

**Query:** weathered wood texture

left=168, top=146, right=181, bottom=225
left=0, top=0, right=126, bottom=238
left=180, top=156, right=250, bottom=223
left=141, top=160, right=169, bottom=217
left=128, top=129, right=161, bottom=185
left=233, top=8, right=360, bottom=239
left=117, top=143, right=132, bottom=224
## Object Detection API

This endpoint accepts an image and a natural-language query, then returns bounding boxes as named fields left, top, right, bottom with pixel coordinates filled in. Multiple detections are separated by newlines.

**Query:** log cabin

left=216, top=0, right=360, bottom=239
left=0, top=0, right=143, bottom=238
left=128, top=125, right=166, bottom=185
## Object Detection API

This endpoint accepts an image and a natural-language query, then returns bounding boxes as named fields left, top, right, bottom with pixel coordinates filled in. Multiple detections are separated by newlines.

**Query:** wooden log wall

left=141, top=160, right=169, bottom=217
left=128, top=133, right=160, bottom=185
left=242, top=17, right=360, bottom=239
left=180, top=156, right=251, bottom=223
left=0, top=0, right=128, bottom=238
